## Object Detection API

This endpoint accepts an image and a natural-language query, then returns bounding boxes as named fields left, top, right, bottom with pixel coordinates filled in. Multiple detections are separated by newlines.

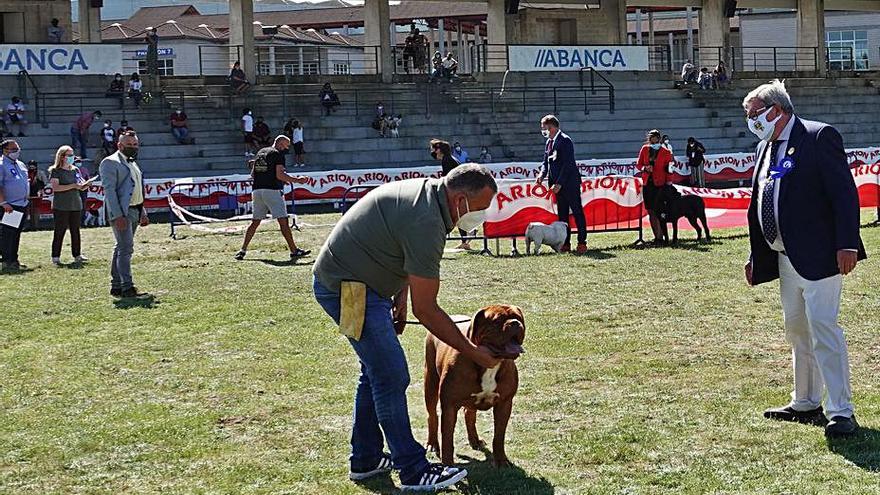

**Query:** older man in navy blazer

left=535, top=115, right=587, bottom=254
left=743, top=80, right=867, bottom=438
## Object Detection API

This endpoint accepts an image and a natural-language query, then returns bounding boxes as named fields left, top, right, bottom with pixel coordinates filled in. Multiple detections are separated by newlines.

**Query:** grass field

left=1, top=212, right=879, bottom=495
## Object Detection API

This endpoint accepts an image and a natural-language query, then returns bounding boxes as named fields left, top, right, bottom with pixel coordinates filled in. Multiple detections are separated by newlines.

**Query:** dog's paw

left=468, top=438, right=487, bottom=450
left=426, top=442, right=440, bottom=454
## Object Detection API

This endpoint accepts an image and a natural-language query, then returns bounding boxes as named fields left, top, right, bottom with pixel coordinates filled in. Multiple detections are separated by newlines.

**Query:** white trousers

left=779, top=254, right=854, bottom=418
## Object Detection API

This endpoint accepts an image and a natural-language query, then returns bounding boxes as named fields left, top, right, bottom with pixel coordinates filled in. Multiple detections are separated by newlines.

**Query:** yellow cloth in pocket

left=339, top=281, right=366, bottom=341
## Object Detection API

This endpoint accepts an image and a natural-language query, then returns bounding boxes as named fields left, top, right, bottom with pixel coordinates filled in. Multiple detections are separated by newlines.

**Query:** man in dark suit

left=535, top=115, right=587, bottom=254
left=742, top=79, right=867, bottom=438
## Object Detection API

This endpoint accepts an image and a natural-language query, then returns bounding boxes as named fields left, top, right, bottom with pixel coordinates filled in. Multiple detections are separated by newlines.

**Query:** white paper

left=1, top=210, right=23, bottom=228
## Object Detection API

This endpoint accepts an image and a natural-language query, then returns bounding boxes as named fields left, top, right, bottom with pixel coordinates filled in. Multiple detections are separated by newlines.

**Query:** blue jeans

left=313, top=278, right=429, bottom=481
left=110, top=206, right=141, bottom=290
left=70, top=128, right=87, bottom=158
left=172, top=126, right=188, bottom=143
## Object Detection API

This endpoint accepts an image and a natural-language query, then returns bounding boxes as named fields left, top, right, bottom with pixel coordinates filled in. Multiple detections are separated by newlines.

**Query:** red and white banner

left=29, top=147, right=880, bottom=216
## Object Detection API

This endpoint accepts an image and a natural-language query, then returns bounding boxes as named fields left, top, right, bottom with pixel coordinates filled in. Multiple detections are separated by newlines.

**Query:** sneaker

left=51, top=257, right=61, bottom=265
left=110, top=288, right=123, bottom=297
left=75, top=255, right=88, bottom=263
left=349, top=454, right=392, bottom=481
left=576, top=243, right=587, bottom=254
left=234, top=250, right=246, bottom=260
left=400, top=463, right=468, bottom=492
left=559, top=244, right=571, bottom=253
left=290, top=248, right=311, bottom=259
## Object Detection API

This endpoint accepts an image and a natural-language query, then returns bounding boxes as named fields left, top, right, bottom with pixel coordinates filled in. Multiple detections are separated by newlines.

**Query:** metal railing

left=692, top=46, right=823, bottom=73
left=16, top=70, right=41, bottom=123
left=32, top=89, right=184, bottom=126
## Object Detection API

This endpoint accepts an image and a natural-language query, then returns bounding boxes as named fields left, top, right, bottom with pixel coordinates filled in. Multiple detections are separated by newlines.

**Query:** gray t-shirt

left=50, top=167, right=83, bottom=211
left=313, top=178, right=454, bottom=298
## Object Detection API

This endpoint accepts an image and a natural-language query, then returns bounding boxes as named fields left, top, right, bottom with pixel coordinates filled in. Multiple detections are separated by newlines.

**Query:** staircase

left=3, top=71, right=877, bottom=179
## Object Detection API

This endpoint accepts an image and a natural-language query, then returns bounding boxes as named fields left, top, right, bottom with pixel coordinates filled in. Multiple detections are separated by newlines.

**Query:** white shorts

left=251, top=189, right=287, bottom=219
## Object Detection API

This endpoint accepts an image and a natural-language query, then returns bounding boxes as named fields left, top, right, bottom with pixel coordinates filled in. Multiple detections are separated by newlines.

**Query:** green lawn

left=1, top=212, right=879, bottom=494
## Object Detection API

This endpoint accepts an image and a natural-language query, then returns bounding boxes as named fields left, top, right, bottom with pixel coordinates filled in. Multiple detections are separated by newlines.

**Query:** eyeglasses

left=746, top=106, right=770, bottom=120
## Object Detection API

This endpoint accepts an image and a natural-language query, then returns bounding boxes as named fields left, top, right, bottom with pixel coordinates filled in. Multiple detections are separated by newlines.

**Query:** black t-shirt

left=440, top=154, right=460, bottom=176
left=251, top=147, right=285, bottom=190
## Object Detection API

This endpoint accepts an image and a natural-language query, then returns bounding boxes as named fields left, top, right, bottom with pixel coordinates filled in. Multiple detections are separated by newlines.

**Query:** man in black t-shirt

left=235, top=135, right=310, bottom=261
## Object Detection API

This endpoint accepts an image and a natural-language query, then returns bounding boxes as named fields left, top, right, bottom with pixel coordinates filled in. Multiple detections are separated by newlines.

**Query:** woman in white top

left=128, top=73, right=143, bottom=108
left=291, top=120, right=305, bottom=167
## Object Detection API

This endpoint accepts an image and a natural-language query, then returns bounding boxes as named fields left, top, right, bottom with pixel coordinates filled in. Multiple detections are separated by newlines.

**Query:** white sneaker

left=75, top=255, right=88, bottom=263
left=51, top=257, right=61, bottom=265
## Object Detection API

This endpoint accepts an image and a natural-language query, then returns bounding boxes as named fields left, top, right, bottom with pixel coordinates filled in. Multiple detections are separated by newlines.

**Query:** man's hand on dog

left=469, top=345, right=501, bottom=370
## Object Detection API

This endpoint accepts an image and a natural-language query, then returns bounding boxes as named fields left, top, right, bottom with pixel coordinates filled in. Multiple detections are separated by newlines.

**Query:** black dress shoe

left=120, top=287, right=145, bottom=298
left=763, top=405, right=828, bottom=426
left=825, top=415, right=859, bottom=438
left=110, top=288, right=122, bottom=297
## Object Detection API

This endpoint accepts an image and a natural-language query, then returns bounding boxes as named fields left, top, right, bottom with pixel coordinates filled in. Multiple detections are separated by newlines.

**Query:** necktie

left=546, top=139, right=552, bottom=154
left=761, top=140, right=782, bottom=246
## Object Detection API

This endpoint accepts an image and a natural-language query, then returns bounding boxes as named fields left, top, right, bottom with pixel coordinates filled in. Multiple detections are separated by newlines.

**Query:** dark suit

left=748, top=118, right=867, bottom=285
left=539, top=131, right=586, bottom=245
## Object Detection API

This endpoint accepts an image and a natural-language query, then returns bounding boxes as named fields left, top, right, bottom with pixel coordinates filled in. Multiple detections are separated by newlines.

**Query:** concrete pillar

left=648, top=11, right=655, bottom=46
left=686, top=7, right=694, bottom=61
left=438, top=18, right=446, bottom=56
left=668, top=32, right=674, bottom=65
left=364, top=0, right=393, bottom=82
left=463, top=32, right=470, bottom=73
left=457, top=20, right=463, bottom=61
left=298, top=46, right=304, bottom=75
left=268, top=46, right=276, bottom=75
left=487, top=0, right=507, bottom=71
left=617, top=0, right=628, bottom=45
left=635, top=9, right=643, bottom=45
left=77, top=2, right=101, bottom=43
left=797, top=0, right=826, bottom=75
left=229, top=0, right=256, bottom=82
left=699, top=0, right=728, bottom=68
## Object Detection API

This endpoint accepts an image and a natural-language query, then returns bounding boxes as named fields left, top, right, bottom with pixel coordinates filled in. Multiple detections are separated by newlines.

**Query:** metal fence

left=690, top=46, right=857, bottom=74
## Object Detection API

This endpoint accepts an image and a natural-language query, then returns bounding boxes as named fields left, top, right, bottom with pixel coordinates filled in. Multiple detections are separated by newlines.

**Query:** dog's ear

left=467, top=308, right=488, bottom=343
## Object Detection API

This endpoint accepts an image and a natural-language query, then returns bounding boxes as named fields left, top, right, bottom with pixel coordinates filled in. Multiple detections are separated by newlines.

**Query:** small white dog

left=524, top=221, right=568, bottom=254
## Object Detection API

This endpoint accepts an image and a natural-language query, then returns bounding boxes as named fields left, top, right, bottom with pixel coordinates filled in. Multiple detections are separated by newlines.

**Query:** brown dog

left=424, top=305, right=525, bottom=467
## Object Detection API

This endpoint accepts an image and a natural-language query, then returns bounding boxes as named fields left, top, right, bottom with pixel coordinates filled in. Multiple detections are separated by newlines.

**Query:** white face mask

left=649, top=143, right=661, bottom=150
left=456, top=196, right=486, bottom=232
left=747, top=106, right=781, bottom=142
left=541, top=129, right=550, bottom=139
left=8, top=151, right=20, bottom=161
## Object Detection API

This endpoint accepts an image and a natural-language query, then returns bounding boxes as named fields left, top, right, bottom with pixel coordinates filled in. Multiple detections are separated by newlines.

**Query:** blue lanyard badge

left=8, top=165, right=20, bottom=178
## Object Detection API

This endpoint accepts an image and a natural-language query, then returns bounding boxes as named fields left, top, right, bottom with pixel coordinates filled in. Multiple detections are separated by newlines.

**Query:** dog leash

left=404, top=319, right=470, bottom=326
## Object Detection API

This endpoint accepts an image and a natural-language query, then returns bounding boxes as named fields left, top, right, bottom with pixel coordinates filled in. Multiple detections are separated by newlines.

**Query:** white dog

left=524, top=221, right=568, bottom=254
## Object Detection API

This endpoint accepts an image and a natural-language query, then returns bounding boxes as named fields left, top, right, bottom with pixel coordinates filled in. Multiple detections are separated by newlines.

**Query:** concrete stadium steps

left=10, top=71, right=878, bottom=178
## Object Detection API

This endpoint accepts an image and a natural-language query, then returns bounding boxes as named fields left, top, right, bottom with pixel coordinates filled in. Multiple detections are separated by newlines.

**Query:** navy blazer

left=539, top=131, right=581, bottom=192
left=748, top=117, right=867, bottom=285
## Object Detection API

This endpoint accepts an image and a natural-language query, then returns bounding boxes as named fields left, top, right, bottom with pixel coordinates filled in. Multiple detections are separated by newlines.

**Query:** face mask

left=747, top=107, right=782, bottom=142
left=541, top=129, right=550, bottom=139
left=454, top=146, right=461, bottom=151
left=65, top=155, right=75, bottom=166
left=456, top=197, right=486, bottom=232
left=649, top=143, right=661, bottom=150
left=176, top=111, right=182, bottom=114
left=121, top=147, right=138, bottom=159
left=105, top=123, right=111, bottom=128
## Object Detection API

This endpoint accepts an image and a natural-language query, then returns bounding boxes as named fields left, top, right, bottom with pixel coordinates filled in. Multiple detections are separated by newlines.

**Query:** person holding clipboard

left=49, top=145, right=94, bottom=265
left=0, top=139, right=30, bottom=272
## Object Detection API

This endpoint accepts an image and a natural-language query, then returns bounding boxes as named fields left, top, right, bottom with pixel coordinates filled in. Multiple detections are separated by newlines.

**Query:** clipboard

left=1, top=209, right=24, bottom=229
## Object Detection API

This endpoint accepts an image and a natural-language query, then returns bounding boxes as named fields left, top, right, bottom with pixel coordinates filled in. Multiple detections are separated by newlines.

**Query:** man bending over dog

left=312, top=164, right=500, bottom=492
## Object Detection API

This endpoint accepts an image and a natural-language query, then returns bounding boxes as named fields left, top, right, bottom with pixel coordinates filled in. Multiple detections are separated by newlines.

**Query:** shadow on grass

left=827, top=426, right=880, bottom=472
left=242, top=258, right=314, bottom=267
left=456, top=454, right=555, bottom=495
left=113, top=294, right=159, bottom=310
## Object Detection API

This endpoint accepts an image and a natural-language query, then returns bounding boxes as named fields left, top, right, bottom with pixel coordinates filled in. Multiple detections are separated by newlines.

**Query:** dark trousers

left=556, top=189, right=587, bottom=245
left=1, top=205, right=27, bottom=264
left=52, top=209, right=82, bottom=258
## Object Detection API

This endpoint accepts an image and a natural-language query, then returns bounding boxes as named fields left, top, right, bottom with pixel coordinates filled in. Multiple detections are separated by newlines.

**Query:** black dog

left=654, top=185, right=711, bottom=244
